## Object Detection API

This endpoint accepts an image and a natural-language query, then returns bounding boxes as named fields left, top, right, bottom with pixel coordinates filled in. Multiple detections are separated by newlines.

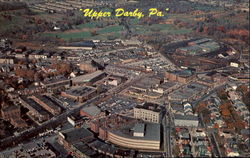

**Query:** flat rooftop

left=132, top=77, right=160, bottom=90
left=174, top=114, right=199, bottom=121
left=169, top=82, right=208, bottom=101
left=172, top=69, right=194, bottom=78
left=42, top=75, right=69, bottom=85
left=81, top=105, right=101, bottom=117
left=133, top=123, right=145, bottom=134
left=64, top=86, right=96, bottom=97
left=160, top=81, right=177, bottom=89
left=135, top=102, right=162, bottom=112
left=61, top=127, right=94, bottom=144
left=34, top=95, right=61, bottom=111
left=72, top=142, right=97, bottom=157
left=72, top=70, right=105, bottom=83
left=111, top=122, right=160, bottom=141
left=21, top=97, right=49, bottom=116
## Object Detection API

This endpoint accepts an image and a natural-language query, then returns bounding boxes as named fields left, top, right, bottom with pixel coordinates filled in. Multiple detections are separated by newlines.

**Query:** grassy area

left=42, top=22, right=191, bottom=41
left=76, top=21, right=103, bottom=29
left=167, top=13, right=196, bottom=22
left=42, top=31, right=92, bottom=40
left=160, top=27, right=192, bottom=34
left=42, top=24, right=124, bottom=41
left=129, top=18, right=140, bottom=25
left=97, top=25, right=123, bottom=34
left=131, top=23, right=192, bottom=35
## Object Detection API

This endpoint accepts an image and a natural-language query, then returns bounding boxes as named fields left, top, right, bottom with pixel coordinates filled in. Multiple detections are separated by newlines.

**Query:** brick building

left=165, top=70, right=196, bottom=84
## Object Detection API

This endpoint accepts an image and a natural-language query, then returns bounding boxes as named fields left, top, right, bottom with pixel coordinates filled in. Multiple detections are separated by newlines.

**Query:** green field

left=76, top=21, right=102, bottom=29
left=42, top=31, right=92, bottom=40
left=131, top=23, right=192, bottom=35
left=97, top=25, right=123, bottom=34
left=42, top=23, right=125, bottom=41
left=41, top=19, right=192, bottom=41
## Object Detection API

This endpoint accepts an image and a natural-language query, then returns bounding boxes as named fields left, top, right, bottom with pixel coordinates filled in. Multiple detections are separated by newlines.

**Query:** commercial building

left=70, top=142, right=97, bottom=158
left=90, top=115, right=161, bottom=150
left=58, top=127, right=96, bottom=158
left=126, top=76, right=164, bottom=100
left=108, top=123, right=161, bottom=150
left=19, top=97, right=50, bottom=122
left=134, top=102, right=164, bottom=123
left=197, top=72, right=227, bottom=88
left=174, top=114, right=199, bottom=127
left=80, top=105, right=102, bottom=119
left=30, top=95, right=61, bottom=115
left=58, top=127, right=94, bottom=147
left=97, top=96, right=137, bottom=115
left=42, top=78, right=71, bottom=91
left=71, top=70, right=106, bottom=86
left=168, top=82, right=208, bottom=102
left=61, top=86, right=97, bottom=102
left=165, top=69, right=196, bottom=84
left=128, top=88, right=163, bottom=100
left=157, top=81, right=179, bottom=94
left=104, top=65, right=140, bottom=78
left=67, top=114, right=86, bottom=127
left=88, top=139, right=132, bottom=157
left=79, top=61, right=98, bottom=73
left=131, top=77, right=162, bottom=92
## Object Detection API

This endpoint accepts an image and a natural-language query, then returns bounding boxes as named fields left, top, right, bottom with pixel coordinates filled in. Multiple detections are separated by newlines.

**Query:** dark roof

left=34, top=95, right=60, bottom=111
left=63, top=128, right=93, bottom=144
left=21, top=97, right=49, bottom=116
left=135, top=102, right=163, bottom=112
left=72, top=142, right=97, bottom=156
left=172, top=69, right=193, bottom=77
left=174, top=114, right=198, bottom=121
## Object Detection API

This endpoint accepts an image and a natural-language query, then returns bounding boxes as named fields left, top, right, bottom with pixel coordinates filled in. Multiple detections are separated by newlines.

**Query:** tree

left=213, top=123, right=219, bottom=129
left=217, top=89, right=228, bottom=100
left=90, top=30, right=98, bottom=36
left=51, top=62, right=72, bottom=75
left=15, top=69, right=35, bottom=81
left=220, top=101, right=231, bottom=117
left=236, top=85, right=248, bottom=94
left=196, top=101, right=207, bottom=113
left=221, top=109, right=230, bottom=116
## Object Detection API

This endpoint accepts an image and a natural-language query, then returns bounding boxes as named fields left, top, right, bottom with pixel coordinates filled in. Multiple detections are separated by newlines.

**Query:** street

left=0, top=74, right=143, bottom=151
left=163, top=113, right=173, bottom=158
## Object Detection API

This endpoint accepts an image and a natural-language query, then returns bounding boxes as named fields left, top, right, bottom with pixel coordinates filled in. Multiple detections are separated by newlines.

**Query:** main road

left=0, top=73, right=144, bottom=151
left=0, top=96, right=97, bottom=151
left=163, top=113, right=173, bottom=158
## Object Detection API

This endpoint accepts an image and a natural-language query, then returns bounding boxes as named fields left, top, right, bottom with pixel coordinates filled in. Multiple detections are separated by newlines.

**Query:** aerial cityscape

left=0, top=0, right=249, bottom=157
